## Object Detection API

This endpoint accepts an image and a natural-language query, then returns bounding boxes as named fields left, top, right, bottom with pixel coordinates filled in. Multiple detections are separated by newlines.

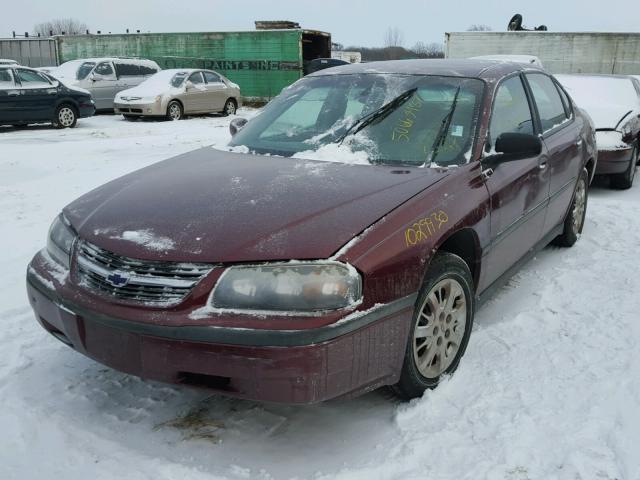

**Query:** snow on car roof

left=556, top=74, right=640, bottom=129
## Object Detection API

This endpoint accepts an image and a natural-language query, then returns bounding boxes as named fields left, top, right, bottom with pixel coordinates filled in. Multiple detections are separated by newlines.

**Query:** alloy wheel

left=413, top=278, right=467, bottom=378
left=572, top=177, right=587, bottom=234
left=168, top=103, right=181, bottom=120
left=58, top=107, right=75, bottom=127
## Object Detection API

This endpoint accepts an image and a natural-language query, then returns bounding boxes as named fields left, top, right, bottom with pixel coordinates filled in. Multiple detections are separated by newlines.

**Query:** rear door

left=482, top=74, right=551, bottom=286
left=0, top=68, right=21, bottom=123
left=90, top=61, right=118, bottom=109
left=14, top=68, right=57, bottom=121
left=182, top=72, right=207, bottom=113
left=202, top=71, right=227, bottom=111
left=524, top=73, right=582, bottom=235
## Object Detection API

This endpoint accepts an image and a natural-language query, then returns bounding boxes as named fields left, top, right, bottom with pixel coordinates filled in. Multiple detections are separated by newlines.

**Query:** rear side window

left=115, top=62, right=141, bottom=77
left=555, top=82, right=573, bottom=118
left=139, top=64, right=158, bottom=75
left=15, top=69, right=51, bottom=88
left=203, top=71, right=222, bottom=84
left=0, top=69, right=15, bottom=88
left=490, top=75, right=534, bottom=145
left=526, top=73, right=569, bottom=133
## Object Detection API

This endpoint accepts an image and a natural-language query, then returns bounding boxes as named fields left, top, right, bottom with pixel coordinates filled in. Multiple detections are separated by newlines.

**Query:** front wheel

left=166, top=100, right=183, bottom=121
left=222, top=99, right=237, bottom=116
left=53, top=104, right=77, bottom=129
left=394, top=252, right=475, bottom=400
left=610, top=145, right=637, bottom=189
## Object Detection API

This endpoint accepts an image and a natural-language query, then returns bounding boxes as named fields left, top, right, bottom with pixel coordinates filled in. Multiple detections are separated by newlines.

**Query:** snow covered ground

left=1, top=112, right=639, bottom=480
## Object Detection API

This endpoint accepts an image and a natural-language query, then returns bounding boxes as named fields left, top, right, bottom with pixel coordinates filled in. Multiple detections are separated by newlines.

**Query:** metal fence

left=0, top=38, right=58, bottom=67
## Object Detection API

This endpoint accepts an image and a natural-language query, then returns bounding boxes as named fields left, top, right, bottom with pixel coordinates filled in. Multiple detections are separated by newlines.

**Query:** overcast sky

left=2, top=0, right=639, bottom=47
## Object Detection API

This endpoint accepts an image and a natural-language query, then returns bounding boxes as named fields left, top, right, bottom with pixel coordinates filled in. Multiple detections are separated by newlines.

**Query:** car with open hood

left=114, top=69, right=241, bottom=120
left=27, top=59, right=595, bottom=404
left=0, top=65, right=95, bottom=128
left=556, top=74, right=640, bottom=189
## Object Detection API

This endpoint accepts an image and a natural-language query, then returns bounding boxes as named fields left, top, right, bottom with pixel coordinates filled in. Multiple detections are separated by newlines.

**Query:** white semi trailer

left=445, top=31, right=640, bottom=75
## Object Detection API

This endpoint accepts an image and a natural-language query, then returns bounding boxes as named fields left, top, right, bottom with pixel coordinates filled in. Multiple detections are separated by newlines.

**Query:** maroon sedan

left=556, top=74, right=640, bottom=189
left=27, top=60, right=596, bottom=404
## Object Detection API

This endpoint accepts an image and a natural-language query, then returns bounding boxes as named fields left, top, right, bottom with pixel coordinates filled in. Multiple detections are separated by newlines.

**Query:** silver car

left=114, top=69, right=241, bottom=120
left=47, top=58, right=160, bottom=110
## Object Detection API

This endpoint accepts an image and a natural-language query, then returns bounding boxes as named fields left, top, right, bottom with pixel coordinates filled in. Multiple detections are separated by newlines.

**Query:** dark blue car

left=0, top=65, right=95, bottom=128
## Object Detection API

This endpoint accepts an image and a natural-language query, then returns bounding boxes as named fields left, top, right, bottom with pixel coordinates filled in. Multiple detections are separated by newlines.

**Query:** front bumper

left=114, top=102, right=164, bottom=116
left=26, top=256, right=414, bottom=404
left=595, top=148, right=634, bottom=175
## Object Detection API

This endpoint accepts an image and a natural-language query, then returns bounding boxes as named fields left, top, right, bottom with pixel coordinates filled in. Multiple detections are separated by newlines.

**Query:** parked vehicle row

left=0, top=65, right=95, bottom=128
left=27, top=59, right=597, bottom=404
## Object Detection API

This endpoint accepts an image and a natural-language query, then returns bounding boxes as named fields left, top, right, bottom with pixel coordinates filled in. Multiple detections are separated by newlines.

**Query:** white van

left=48, top=58, right=161, bottom=110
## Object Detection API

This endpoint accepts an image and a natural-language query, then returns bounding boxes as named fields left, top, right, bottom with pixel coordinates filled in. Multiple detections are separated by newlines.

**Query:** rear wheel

left=222, top=99, right=237, bottom=116
left=166, top=100, right=183, bottom=121
left=554, top=168, right=588, bottom=247
left=53, top=104, right=77, bottom=129
left=394, top=252, right=474, bottom=400
left=610, top=145, right=637, bottom=190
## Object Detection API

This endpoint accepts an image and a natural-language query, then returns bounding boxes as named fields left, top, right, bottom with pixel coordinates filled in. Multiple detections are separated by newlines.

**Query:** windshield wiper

left=336, top=87, right=418, bottom=144
left=429, top=86, right=461, bottom=164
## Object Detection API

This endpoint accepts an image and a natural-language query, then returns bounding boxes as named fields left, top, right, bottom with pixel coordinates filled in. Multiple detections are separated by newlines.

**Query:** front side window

left=77, top=62, right=96, bottom=80
left=526, top=73, right=569, bottom=133
left=15, top=69, right=51, bottom=88
left=188, top=72, right=204, bottom=85
left=0, top=69, right=15, bottom=88
left=230, top=74, right=484, bottom=166
left=490, top=75, right=534, bottom=146
left=94, top=62, right=115, bottom=77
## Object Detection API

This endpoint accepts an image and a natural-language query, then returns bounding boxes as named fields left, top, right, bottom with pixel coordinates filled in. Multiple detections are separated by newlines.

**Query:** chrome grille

left=76, top=241, right=213, bottom=306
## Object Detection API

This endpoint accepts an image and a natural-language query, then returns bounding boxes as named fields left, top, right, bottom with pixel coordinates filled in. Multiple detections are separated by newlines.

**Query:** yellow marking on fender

left=405, top=210, right=449, bottom=246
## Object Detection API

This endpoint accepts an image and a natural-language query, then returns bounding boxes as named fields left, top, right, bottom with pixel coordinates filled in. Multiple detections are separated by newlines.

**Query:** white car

left=0, top=59, right=18, bottom=66
left=47, top=58, right=161, bottom=110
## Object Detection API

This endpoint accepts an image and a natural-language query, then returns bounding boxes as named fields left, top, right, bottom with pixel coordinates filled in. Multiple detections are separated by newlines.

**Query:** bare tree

left=411, top=41, right=445, bottom=58
left=384, top=27, right=404, bottom=48
left=34, top=18, right=88, bottom=36
left=467, top=24, right=493, bottom=32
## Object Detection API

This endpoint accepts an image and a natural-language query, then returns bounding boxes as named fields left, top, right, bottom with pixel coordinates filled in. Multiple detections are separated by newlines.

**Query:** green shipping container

left=56, top=29, right=331, bottom=102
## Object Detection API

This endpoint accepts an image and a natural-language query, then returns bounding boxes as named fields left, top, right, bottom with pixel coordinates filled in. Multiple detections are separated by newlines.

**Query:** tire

left=554, top=168, right=589, bottom=247
left=394, top=252, right=475, bottom=400
left=222, top=98, right=237, bottom=117
left=53, top=104, right=77, bottom=129
left=610, top=145, right=637, bottom=190
left=166, top=100, right=183, bottom=121
left=123, top=115, right=138, bottom=121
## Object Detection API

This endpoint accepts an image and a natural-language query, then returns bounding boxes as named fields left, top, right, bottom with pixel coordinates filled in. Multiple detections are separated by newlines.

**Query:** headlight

left=211, top=262, right=362, bottom=313
left=46, top=214, right=76, bottom=269
left=142, top=95, right=161, bottom=103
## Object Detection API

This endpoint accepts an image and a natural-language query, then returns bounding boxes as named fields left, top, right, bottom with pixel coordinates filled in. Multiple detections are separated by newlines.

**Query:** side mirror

left=185, top=80, right=194, bottom=90
left=485, top=132, right=542, bottom=165
left=229, top=117, right=248, bottom=136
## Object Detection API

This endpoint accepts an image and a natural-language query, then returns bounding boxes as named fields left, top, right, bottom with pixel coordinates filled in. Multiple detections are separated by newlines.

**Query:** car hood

left=64, top=148, right=448, bottom=263
left=585, top=104, right=634, bottom=130
left=117, top=84, right=178, bottom=98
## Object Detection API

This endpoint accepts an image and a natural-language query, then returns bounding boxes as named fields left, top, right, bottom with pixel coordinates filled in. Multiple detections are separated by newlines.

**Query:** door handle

left=539, top=160, right=548, bottom=170
left=481, top=167, right=494, bottom=180
left=576, top=139, right=583, bottom=146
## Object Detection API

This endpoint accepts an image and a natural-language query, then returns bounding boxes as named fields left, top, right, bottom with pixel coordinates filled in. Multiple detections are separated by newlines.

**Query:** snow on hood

left=63, top=148, right=448, bottom=263
left=556, top=74, right=640, bottom=129
left=117, top=70, right=187, bottom=98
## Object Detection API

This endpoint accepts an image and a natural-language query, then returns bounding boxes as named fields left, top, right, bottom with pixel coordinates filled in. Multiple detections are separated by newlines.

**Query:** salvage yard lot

left=1, top=113, right=639, bottom=480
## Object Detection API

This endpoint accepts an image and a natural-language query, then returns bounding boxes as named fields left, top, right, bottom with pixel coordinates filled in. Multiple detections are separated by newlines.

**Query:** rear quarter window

left=0, top=69, right=15, bottom=88
left=526, top=73, right=569, bottom=133
left=114, top=62, right=142, bottom=77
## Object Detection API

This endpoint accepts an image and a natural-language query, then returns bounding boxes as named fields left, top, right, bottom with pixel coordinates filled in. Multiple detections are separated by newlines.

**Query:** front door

left=481, top=74, right=551, bottom=288
left=14, top=68, right=57, bottom=121
left=182, top=72, right=208, bottom=113
left=90, top=62, right=118, bottom=109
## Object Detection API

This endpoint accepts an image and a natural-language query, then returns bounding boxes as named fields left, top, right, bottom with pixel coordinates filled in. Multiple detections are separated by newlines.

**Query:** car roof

left=306, top=58, right=544, bottom=80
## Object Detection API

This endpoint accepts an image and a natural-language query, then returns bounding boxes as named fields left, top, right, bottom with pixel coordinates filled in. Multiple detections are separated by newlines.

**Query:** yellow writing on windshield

left=391, top=96, right=424, bottom=142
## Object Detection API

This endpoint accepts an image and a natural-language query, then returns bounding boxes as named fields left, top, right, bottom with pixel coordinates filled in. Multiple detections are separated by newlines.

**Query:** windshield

left=170, top=72, right=189, bottom=88
left=77, top=62, right=96, bottom=80
left=230, top=74, right=484, bottom=166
